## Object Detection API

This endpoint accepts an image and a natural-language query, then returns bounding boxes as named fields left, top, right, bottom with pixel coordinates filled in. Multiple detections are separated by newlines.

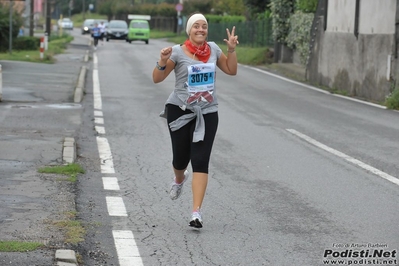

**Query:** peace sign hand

left=223, top=26, right=239, bottom=50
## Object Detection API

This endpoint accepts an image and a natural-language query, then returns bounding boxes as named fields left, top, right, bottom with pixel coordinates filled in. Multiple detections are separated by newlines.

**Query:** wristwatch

left=156, top=62, right=166, bottom=70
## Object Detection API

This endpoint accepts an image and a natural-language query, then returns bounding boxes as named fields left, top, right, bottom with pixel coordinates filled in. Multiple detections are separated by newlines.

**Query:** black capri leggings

left=166, top=104, right=218, bottom=174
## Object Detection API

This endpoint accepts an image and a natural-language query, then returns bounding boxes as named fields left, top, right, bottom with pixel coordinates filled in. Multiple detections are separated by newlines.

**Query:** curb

left=62, top=137, right=76, bottom=164
left=56, top=41, right=89, bottom=265
left=74, top=66, right=87, bottom=103
left=84, top=50, right=89, bottom=62
left=55, top=249, right=78, bottom=266
left=59, top=140, right=79, bottom=265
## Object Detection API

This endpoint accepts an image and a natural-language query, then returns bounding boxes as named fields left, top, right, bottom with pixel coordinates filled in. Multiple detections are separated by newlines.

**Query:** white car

left=59, top=18, right=74, bottom=30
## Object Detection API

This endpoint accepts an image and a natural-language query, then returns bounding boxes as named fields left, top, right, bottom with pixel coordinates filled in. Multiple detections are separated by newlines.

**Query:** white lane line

left=94, top=126, right=105, bottom=135
left=243, top=65, right=387, bottom=109
left=96, top=136, right=115, bottom=174
left=95, top=117, right=104, bottom=124
left=93, top=68, right=102, bottom=110
left=94, top=53, right=144, bottom=265
left=93, top=54, right=102, bottom=110
left=286, top=129, right=399, bottom=186
left=113, top=230, right=144, bottom=266
left=94, top=110, right=103, bottom=117
left=95, top=126, right=106, bottom=135
left=103, top=177, right=120, bottom=190
left=93, top=53, right=98, bottom=66
left=106, top=197, right=128, bottom=216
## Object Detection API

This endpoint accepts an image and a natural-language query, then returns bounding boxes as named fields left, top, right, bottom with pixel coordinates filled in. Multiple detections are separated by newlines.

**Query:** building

left=307, top=0, right=399, bottom=103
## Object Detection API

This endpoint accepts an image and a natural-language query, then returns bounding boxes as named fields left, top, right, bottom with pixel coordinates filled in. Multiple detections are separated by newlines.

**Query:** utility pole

left=82, top=0, right=85, bottom=20
left=45, top=0, right=51, bottom=37
left=30, top=0, right=34, bottom=36
left=9, top=0, right=13, bottom=54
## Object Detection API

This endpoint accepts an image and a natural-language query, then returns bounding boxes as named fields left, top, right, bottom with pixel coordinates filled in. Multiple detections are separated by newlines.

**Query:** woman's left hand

left=223, top=26, right=239, bottom=50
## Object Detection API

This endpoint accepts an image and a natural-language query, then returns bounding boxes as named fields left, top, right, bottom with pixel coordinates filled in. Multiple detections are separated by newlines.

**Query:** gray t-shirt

left=161, top=42, right=223, bottom=142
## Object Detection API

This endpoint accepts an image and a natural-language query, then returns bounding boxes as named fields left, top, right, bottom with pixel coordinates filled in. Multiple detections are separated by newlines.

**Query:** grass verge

left=38, top=163, right=86, bottom=244
left=0, top=34, right=73, bottom=63
left=0, top=241, right=44, bottom=252
left=385, top=87, right=399, bottom=110
left=53, top=211, right=85, bottom=244
left=38, top=163, right=84, bottom=182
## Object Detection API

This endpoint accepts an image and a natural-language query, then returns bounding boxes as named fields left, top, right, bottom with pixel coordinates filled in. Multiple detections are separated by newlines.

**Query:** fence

left=149, top=16, right=274, bottom=48
left=149, top=16, right=177, bottom=33
left=208, top=19, right=274, bottom=47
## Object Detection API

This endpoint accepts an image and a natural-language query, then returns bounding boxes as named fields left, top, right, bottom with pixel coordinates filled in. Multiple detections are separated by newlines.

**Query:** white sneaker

left=169, top=170, right=189, bottom=200
left=189, top=209, right=203, bottom=228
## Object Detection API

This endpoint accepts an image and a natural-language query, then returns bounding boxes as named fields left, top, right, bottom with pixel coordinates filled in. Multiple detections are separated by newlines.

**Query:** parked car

left=106, top=20, right=128, bottom=41
left=59, top=18, right=73, bottom=30
left=126, top=19, right=150, bottom=44
left=81, top=19, right=95, bottom=34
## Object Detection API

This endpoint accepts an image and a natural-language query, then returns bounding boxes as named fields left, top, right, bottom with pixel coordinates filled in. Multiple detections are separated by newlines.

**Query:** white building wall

left=307, top=0, right=396, bottom=102
left=359, top=0, right=395, bottom=34
left=326, top=0, right=356, bottom=33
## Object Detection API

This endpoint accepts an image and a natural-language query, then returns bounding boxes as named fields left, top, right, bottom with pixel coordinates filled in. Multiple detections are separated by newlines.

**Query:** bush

left=296, top=0, right=318, bottom=13
left=385, top=87, right=399, bottom=110
left=0, top=3, right=23, bottom=51
left=13, top=36, right=40, bottom=51
left=286, top=11, right=314, bottom=65
left=270, top=0, right=295, bottom=43
left=205, top=15, right=246, bottom=23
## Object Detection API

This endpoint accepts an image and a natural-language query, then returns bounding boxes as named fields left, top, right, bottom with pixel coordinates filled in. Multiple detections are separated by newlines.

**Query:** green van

left=127, top=20, right=150, bottom=44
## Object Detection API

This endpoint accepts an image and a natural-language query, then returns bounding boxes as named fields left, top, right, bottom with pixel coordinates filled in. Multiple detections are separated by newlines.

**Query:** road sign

left=175, top=3, right=183, bottom=12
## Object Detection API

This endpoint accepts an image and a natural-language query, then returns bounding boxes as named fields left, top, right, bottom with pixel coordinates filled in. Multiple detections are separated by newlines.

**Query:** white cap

left=186, top=14, right=207, bottom=36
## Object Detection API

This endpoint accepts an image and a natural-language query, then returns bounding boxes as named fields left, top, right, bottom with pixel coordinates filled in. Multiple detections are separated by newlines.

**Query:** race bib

left=186, top=63, right=216, bottom=105
left=187, top=63, right=216, bottom=93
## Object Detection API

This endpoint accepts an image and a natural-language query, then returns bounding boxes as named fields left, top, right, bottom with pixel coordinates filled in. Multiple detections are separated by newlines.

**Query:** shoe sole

left=189, top=219, right=203, bottom=228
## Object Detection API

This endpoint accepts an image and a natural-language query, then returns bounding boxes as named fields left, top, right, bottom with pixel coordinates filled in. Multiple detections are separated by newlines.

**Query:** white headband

left=186, top=14, right=207, bottom=36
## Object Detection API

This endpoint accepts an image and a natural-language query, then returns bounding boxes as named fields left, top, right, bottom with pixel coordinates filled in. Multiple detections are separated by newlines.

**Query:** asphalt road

left=75, top=32, right=399, bottom=266
left=2, top=28, right=397, bottom=265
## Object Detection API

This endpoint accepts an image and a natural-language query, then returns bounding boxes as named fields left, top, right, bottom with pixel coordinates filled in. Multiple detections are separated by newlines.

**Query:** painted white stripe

left=243, top=65, right=387, bottom=109
left=93, top=53, right=98, bottom=66
left=106, top=197, right=127, bottom=216
left=94, top=110, right=103, bottom=117
left=94, top=53, right=144, bottom=265
left=96, top=136, right=115, bottom=174
left=286, top=129, right=399, bottom=186
left=95, top=117, right=104, bottom=124
left=95, top=126, right=106, bottom=135
left=102, top=177, right=120, bottom=190
left=93, top=70, right=102, bottom=110
left=113, top=230, right=143, bottom=266
left=93, top=55, right=102, bottom=110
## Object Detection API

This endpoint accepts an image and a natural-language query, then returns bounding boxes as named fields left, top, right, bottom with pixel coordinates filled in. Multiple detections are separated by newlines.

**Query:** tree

left=214, top=0, right=246, bottom=16
left=181, top=0, right=213, bottom=16
left=0, top=3, right=23, bottom=51
left=244, top=0, right=270, bottom=18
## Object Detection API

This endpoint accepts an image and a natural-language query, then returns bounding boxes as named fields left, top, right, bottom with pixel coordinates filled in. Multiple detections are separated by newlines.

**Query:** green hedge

left=205, top=15, right=246, bottom=23
left=13, top=36, right=40, bottom=51
left=0, top=3, right=23, bottom=52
